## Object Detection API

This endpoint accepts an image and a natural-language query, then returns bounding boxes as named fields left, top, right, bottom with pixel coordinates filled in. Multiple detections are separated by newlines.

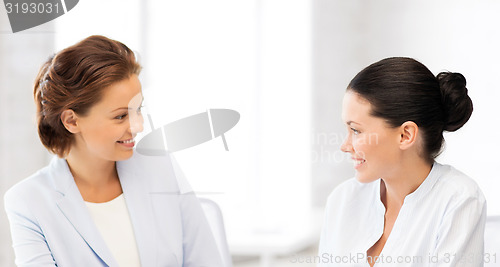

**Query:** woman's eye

left=351, top=128, right=360, bottom=135
left=115, top=113, right=128, bottom=120
left=137, top=105, right=143, bottom=113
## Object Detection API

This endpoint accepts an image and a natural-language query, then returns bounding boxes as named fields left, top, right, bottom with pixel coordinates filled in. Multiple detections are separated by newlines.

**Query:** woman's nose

left=340, top=134, right=353, bottom=153
left=129, top=113, right=144, bottom=134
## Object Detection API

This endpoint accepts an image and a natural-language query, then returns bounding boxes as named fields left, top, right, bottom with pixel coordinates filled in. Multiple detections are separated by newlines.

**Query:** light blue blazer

left=4, top=151, right=223, bottom=267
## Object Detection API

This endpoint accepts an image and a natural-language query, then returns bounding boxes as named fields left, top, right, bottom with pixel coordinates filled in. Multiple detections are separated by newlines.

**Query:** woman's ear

left=60, top=109, right=80, bottom=134
left=399, top=121, right=419, bottom=150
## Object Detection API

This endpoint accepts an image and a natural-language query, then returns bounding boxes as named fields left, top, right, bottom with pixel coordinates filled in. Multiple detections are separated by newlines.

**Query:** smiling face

left=340, top=91, right=402, bottom=183
left=69, top=74, right=144, bottom=162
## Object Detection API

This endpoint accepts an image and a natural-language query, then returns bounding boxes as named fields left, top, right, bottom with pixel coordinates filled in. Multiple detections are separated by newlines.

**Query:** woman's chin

left=355, top=173, right=378, bottom=184
left=114, top=150, right=134, bottom=161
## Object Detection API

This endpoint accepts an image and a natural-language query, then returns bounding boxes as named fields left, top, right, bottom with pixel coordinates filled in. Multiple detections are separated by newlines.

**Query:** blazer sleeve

left=431, top=194, right=487, bottom=267
left=4, top=188, right=57, bottom=267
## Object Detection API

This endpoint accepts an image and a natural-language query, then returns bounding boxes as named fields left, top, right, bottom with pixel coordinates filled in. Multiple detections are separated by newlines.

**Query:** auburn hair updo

left=34, top=35, right=141, bottom=157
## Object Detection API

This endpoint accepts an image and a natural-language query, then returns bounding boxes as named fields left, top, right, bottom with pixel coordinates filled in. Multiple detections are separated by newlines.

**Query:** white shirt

left=318, top=162, right=487, bottom=267
left=85, top=194, right=141, bottom=267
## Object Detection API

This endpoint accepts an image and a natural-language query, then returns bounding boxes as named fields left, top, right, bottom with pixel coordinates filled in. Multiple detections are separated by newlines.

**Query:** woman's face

left=340, top=91, right=402, bottom=183
left=73, top=74, right=144, bottom=162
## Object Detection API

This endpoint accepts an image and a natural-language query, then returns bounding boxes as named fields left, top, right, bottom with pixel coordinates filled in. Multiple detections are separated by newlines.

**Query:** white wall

left=0, top=12, right=55, bottom=267
left=143, top=0, right=313, bottom=237
left=54, top=0, right=141, bottom=53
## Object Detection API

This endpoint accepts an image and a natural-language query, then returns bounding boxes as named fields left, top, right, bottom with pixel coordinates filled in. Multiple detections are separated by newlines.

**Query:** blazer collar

left=50, top=156, right=119, bottom=267
left=50, top=153, right=163, bottom=267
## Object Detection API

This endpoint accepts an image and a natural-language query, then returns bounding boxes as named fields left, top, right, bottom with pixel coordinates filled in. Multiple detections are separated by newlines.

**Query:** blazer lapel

left=117, top=155, right=157, bottom=267
left=50, top=156, right=119, bottom=267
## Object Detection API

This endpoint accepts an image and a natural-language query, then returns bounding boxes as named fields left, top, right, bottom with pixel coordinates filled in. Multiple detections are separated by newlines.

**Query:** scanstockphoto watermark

left=289, top=252, right=497, bottom=264
left=290, top=253, right=423, bottom=265
left=311, top=132, right=379, bottom=164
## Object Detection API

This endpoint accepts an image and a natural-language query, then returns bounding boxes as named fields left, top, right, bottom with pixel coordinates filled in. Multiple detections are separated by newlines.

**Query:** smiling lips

left=352, top=158, right=366, bottom=168
left=117, top=138, right=135, bottom=147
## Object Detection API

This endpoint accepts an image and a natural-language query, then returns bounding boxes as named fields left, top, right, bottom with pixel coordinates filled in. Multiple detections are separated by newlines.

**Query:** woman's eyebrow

left=346, top=120, right=360, bottom=126
left=111, top=107, right=129, bottom=112
left=111, top=99, right=144, bottom=113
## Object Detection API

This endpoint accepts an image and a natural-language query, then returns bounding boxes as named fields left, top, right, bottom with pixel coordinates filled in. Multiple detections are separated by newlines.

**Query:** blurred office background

left=1, top=1, right=499, bottom=266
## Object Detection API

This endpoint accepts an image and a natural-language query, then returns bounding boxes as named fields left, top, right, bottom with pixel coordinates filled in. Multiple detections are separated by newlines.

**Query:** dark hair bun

left=437, top=72, right=473, bottom=132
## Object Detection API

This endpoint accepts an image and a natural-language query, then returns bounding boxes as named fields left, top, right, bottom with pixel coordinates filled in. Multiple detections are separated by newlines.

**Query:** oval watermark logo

left=4, top=0, right=79, bottom=33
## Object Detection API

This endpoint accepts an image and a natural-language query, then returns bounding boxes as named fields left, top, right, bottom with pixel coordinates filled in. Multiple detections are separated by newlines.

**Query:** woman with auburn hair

left=318, top=57, right=486, bottom=267
left=4, top=35, right=223, bottom=267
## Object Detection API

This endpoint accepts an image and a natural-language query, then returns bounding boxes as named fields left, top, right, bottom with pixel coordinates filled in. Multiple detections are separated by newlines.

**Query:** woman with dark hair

left=4, top=35, right=223, bottom=267
left=318, top=57, right=486, bottom=267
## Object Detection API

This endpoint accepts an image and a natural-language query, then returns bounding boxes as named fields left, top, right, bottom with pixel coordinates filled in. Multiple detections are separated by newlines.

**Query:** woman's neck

left=381, top=156, right=432, bottom=209
left=65, top=147, right=122, bottom=202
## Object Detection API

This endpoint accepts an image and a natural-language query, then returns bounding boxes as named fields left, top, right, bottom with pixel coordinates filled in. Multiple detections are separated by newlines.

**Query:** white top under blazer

left=85, top=194, right=141, bottom=267
left=318, top=162, right=487, bottom=267
left=4, top=151, right=223, bottom=267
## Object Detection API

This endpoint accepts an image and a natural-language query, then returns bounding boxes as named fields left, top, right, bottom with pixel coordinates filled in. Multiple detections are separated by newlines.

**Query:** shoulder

left=430, top=163, right=486, bottom=219
left=430, top=163, right=487, bottom=240
left=4, top=163, right=54, bottom=210
left=433, top=163, right=485, bottom=202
